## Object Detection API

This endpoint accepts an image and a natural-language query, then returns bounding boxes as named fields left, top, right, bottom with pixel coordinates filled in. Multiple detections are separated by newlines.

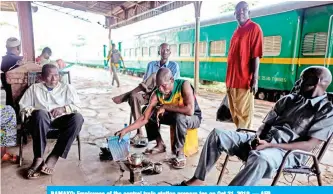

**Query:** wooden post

left=193, top=1, right=202, bottom=93
left=16, top=1, right=35, bottom=61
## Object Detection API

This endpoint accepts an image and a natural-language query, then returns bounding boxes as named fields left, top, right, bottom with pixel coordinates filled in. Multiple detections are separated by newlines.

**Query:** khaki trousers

left=226, top=88, right=254, bottom=129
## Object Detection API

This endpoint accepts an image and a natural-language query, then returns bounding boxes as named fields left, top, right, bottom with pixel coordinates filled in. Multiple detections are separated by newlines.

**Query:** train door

left=326, top=13, right=333, bottom=93
left=297, top=4, right=333, bottom=92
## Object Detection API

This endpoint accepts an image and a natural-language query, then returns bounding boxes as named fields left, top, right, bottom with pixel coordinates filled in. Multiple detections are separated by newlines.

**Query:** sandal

left=27, top=168, right=41, bottom=179
left=27, top=161, right=44, bottom=179
left=143, top=145, right=166, bottom=155
left=1, top=153, right=21, bottom=164
left=174, top=181, right=188, bottom=186
left=130, top=135, right=141, bottom=144
left=133, top=137, right=148, bottom=148
left=41, top=164, right=55, bottom=175
left=170, top=157, right=186, bottom=169
left=99, top=147, right=113, bottom=161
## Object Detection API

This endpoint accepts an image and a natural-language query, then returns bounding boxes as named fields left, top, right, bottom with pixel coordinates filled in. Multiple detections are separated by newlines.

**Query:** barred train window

left=170, top=44, right=178, bottom=56
left=302, top=32, right=327, bottom=56
left=180, top=43, right=191, bottom=56
left=194, top=42, right=207, bottom=56
left=150, top=46, right=157, bottom=56
left=142, top=47, right=149, bottom=57
left=263, top=36, right=282, bottom=56
left=130, top=48, right=135, bottom=57
left=210, top=40, right=226, bottom=56
left=136, top=48, right=142, bottom=57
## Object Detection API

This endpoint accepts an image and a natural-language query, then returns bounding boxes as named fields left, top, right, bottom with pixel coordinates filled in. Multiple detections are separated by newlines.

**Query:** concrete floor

left=1, top=65, right=332, bottom=194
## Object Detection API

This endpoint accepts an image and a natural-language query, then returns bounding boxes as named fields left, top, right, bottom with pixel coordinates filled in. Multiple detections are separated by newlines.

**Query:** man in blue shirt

left=1, top=37, right=24, bottom=107
left=112, top=43, right=180, bottom=144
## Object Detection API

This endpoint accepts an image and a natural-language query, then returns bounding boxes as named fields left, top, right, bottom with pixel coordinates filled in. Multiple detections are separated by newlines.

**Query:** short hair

left=42, top=47, right=52, bottom=55
left=159, top=43, right=169, bottom=50
left=156, top=67, right=173, bottom=84
left=41, top=64, right=58, bottom=77
left=235, top=1, right=249, bottom=9
left=112, top=43, right=116, bottom=47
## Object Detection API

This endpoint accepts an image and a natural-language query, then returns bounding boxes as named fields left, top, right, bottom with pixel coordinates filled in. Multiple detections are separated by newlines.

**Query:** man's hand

left=256, top=139, right=271, bottom=151
left=115, top=129, right=127, bottom=142
left=156, top=106, right=165, bottom=126
left=50, top=107, right=66, bottom=118
left=250, top=77, right=258, bottom=95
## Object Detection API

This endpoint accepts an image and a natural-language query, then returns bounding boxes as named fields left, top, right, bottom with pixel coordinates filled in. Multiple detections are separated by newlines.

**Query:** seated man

left=178, top=66, right=333, bottom=186
left=112, top=43, right=180, bottom=143
left=116, top=68, right=201, bottom=169
left=181, top=67, right=333, bottom=186
left=36, top=47, right=52, bottom=66
left=19, top=64, right=84, bottom=179
left=1, top=37, right=24, bottom=106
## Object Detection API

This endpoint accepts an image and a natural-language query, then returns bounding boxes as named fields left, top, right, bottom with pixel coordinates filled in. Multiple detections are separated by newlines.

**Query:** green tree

left=0, top=22, right=17, bottom=28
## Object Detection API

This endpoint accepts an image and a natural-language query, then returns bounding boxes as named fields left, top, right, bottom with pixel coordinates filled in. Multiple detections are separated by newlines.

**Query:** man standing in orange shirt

left=226, top=1, right=263, bottom=129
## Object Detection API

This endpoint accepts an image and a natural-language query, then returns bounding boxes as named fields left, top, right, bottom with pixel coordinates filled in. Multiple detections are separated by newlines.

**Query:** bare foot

left=185, top=177, right=204, bottom=186
left=112, top=96, right=123, bottom=104
left=143, top=144, right=166, bottom=155
left=41, top=154, right=59, bottom=175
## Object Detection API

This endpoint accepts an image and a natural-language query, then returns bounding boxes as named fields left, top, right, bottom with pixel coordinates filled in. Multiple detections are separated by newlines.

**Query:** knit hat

left=6, top=37, right=21, bottom=48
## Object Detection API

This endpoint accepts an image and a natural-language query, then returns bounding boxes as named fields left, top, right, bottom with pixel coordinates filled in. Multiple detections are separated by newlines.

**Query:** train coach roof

left=136, top=1, right=333, bottom=37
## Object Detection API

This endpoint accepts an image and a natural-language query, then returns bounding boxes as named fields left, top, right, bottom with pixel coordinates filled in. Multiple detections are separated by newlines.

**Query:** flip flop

left=143, top=146, right=166, bottom=155
left=41, top=165, right=55, bottom=175
left=170, top=157, right=186, bottom=169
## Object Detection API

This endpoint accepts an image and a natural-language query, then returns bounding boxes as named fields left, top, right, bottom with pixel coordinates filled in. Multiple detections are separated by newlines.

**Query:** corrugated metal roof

left=1, top=1, right=193, bottom=29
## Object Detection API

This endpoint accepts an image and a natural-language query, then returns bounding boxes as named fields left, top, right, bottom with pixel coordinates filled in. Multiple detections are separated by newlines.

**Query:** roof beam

left=88, top=2, right=98, bottom=9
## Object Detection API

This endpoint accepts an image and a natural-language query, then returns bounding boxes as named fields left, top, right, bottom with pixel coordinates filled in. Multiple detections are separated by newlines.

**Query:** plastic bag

left=216, top=95, right=232, bottom=122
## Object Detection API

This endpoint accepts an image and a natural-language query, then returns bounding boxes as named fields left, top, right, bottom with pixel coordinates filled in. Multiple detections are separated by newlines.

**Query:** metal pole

left=194, top=1, right=202, bottom=92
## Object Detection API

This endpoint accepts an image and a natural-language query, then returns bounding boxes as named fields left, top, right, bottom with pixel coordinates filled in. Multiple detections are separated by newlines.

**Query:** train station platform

left=1, top=65, right=332, bottom=194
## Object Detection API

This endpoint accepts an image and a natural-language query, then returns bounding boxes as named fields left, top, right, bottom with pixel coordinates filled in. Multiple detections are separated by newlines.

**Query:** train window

left=124, top=49, right=130, bottom=57
left=302, top=32, right=327, bottom=56
left=210, top=40, right=226, bottom=56
left=180, top=43, right=191, bottom=56
left=150, top=46, right=157, bottom=56
left=130, top=48, right=135, bottom=57
left=136, top=48, right=142, bottom=57
left=194, top=42, right=207, bottom=56
left=263, top=36, right=282, bottom=56
left=142, top=47, right=149, bottom=57
left=170, top=44, right=178, bottom=56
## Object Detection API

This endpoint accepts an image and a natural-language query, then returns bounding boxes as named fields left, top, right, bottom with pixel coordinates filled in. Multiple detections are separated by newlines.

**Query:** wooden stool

left=170, top=126, right=199, bottom=157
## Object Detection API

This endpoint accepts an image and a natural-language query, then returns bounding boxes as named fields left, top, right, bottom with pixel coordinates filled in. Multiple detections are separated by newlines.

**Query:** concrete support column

left=16, top=1, right=35, bottom=61
left=193, top=1, right=202, bottom=93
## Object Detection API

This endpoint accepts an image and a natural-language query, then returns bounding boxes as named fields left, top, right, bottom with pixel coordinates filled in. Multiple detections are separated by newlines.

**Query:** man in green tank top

left=116, top=68, right=202, bottom=169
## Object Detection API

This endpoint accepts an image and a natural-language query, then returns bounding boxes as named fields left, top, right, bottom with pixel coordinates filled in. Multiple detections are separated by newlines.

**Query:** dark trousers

left=28, top=110, right=84, bottom=159
left=145, top=111, right=201, bottom=153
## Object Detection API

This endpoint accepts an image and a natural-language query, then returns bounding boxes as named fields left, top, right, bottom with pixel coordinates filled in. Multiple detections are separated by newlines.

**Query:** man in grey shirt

left=107, top=43, right=125, bottom=87
left=177, top=66, right=333, bottom=186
